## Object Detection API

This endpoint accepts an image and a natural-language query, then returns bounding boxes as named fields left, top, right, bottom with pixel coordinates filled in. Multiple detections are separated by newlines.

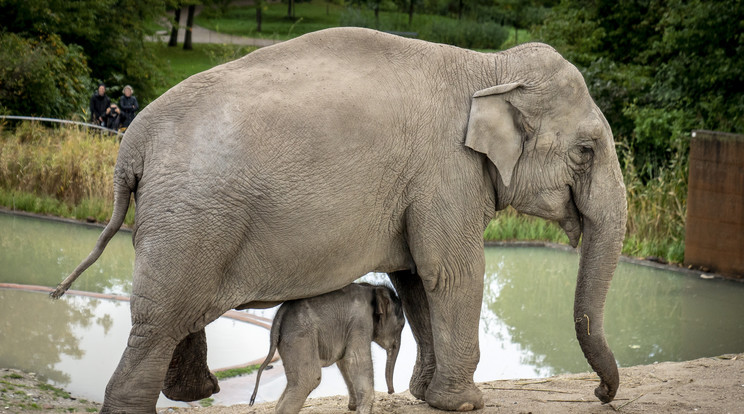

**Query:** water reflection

left=0, top=289, right=268, bottom=403
left=483, top=247, right=744, bottom=376
left=0, top=290, right=91, bottom=384
left=0, top=213, right=133, bottom=294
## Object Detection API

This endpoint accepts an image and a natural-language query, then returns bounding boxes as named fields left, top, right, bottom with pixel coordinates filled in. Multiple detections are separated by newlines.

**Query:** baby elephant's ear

left=375, top=287, right=391, bottom=317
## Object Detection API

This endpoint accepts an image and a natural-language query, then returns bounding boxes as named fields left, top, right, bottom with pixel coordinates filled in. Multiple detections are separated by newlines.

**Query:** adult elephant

left=53, top=27, right=626, bottom=413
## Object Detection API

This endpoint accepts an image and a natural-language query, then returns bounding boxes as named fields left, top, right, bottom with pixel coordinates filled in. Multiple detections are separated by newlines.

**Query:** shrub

left=422, top=19, right=508, bottom=49
left=0, top=33, right=91, bottom=118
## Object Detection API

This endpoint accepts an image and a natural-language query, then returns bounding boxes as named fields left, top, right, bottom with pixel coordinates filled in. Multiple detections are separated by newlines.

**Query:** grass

left=196, top=1, right=514, bottom=49
left=213, top=364, right=261, bottom=380
left=484, top=208, right=570, bottom=244
left=38, top=383, right=71, bottom=399
left=152, top=43, right=257, bottom=97
left=0, top=122, right=135, bottom=226
left=199, top=397, right=214, bottom=407
left=195, top=0, right=348, bottom=40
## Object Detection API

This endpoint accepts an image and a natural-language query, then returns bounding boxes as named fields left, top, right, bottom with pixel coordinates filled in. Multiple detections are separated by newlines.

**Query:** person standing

left=118, top=85, right=139, bottom=128
left=89, top=83, right=110, bottom=126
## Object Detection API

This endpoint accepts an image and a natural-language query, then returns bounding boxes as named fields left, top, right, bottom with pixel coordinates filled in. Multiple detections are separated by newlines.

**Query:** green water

left=480, top=247, right=744, bottom=378
left=0, top=213, right=134, bottom=294
left=1, top=211, right=743, bottom=402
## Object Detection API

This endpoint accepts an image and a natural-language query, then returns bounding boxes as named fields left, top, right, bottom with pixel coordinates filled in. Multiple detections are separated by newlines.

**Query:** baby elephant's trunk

left=385, top=340, right=400, bottom=394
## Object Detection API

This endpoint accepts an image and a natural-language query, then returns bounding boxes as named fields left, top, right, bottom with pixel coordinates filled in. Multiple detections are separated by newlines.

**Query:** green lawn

left=196, top=0, right=346, bottom=40
left=196, top=1, right=517, bottom=49
left=151, top=43, right=257, bottom=96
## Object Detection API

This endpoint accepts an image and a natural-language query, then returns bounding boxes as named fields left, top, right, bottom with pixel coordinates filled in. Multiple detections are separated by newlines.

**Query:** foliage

left=421, top=18, right=508, bottom=49
left=530, top=0, right=744, bottom=263
left=0, top=33, right=91, bottom=119
left=0, top=0, right=168, bottom=110
left=0, top=122, right=134, bottom=225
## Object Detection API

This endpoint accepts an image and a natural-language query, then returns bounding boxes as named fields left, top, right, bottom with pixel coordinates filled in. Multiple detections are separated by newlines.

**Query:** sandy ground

left=173, top=353, right=744, bottom=414
left=1, top=354, right=741, bottom=414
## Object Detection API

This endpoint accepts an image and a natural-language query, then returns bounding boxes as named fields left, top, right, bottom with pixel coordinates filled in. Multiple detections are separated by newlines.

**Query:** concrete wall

left=685, top=130, right=744, bottom=277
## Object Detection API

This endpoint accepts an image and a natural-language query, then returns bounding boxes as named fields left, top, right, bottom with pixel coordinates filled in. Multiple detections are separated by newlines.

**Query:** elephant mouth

left=558, top=186, right=583, bottom=248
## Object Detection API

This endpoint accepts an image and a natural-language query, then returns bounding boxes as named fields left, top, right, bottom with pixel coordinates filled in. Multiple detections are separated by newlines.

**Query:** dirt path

left=2, top=353, right=741, bottom=413
left=154, top=3, right=282, bottom=48
left=181, top=353, right=744, bottom=413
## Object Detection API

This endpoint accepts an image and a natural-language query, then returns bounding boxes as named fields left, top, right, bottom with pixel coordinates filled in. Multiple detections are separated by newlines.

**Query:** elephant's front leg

left=388, top=270, right=436, bottom=401
left=162, top=329, right=220, bottom=401
left=417, top=257, right=485, bottom=411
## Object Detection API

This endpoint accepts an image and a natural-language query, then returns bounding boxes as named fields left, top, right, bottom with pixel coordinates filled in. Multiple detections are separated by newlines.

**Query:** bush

left=422, top=19, right=508, bottom=49
left=0, top=33, right=91, bottom=118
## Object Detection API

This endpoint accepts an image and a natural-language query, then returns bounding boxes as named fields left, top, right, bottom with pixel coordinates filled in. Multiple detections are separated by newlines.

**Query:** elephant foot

left=409, top=375, right=430, bottom=401
left=424, top=377, right=483, bottom=412
left=162, top=330, right=220, bottom=402
left=409, top=353, right=435, bottom=401
left=162, top=370, right=220, bottom=402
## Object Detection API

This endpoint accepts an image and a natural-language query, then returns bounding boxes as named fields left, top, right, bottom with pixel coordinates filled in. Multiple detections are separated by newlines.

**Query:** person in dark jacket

left=118, top=85, right=139, bottom=128
left=89, top=83, right=110, bottom=126
left=105, top=104, right=122, bottom=131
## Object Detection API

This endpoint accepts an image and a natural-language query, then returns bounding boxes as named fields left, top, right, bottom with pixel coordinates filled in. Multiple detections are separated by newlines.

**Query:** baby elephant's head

left=372, top=285, right=406, bottom=394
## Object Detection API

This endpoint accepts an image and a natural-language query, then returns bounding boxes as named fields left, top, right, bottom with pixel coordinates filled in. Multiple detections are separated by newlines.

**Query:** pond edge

left=3, top=207, right=740, bottom=283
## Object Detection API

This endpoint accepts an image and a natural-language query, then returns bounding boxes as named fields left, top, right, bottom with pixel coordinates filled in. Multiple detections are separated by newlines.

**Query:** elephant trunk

left=385, top=339, right=401, bottom=394
left=573, top=163, right=627, bottom=403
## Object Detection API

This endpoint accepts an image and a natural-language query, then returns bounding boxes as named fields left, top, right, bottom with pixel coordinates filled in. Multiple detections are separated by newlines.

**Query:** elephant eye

left=580, top=145, right=593, bottom=155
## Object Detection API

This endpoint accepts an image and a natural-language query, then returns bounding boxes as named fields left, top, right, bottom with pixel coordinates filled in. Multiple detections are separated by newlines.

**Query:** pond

left=2, top=212, right=744, bottom=406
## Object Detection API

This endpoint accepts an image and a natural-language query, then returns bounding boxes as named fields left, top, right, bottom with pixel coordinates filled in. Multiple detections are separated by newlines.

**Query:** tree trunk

left=256, top=6, right=262, bottom=32
left=408, top=0, right=414, bottom=25
left=168, top=8, right=181, bottom=47
left=374, top=5, right=379, bottom=27
left=287, top=0, right=295, bottom=19
left=183, top=4, right=196, bottom=51
left=458, top=0, right=463, bottom=20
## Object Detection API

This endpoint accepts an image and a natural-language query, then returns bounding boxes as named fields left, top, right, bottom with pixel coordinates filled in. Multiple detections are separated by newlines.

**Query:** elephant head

left=372, top=285, right=406, bottom=395
left=466, top=43, right=627, bottom=403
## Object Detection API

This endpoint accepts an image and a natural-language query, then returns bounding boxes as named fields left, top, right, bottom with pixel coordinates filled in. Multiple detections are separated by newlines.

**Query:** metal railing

left=0, top=115, right=123, bottom=136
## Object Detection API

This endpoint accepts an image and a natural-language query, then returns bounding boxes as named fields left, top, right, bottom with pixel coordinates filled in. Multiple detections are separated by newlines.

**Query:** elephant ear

left=465, top=82, right=524, bottom=187
left=375, top=287, right=391, bottom=318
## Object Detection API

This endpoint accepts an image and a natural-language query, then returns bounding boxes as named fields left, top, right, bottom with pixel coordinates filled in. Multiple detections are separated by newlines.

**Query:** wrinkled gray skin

left=52, top=27, right=627, bottom=413
left=249, top=283, right=405, bottom=414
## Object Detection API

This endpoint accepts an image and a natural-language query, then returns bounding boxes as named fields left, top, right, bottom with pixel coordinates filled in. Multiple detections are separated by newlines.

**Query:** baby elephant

left=250, top=282, right=406, bottom=413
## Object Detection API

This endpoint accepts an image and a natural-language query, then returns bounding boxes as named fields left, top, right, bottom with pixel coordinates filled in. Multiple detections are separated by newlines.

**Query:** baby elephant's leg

left=275, top=336, right=322, bottom=414
left=337, top=359, right=357, bottom=411
left=338, top=347, right=374, bottom=414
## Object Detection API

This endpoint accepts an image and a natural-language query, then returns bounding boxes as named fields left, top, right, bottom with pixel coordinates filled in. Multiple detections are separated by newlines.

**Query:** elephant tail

left=50, top=169, right=134, bottom=299
left=250, top=304, right=288, bottom=406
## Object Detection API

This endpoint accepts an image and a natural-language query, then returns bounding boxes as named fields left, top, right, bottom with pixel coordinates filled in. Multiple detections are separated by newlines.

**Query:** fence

left=684, top=130, right=744, bottom=278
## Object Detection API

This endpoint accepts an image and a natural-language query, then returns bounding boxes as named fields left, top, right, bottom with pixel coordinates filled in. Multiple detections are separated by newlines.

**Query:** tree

left=533, top=0, right=744, bottom=181
left=0, top=0, right=168, bottom=114
left=168, top=6, right=182, bottom=46
left=183, top=4, right=197, bottom=50
left=0, top=33, right=91, bottom=118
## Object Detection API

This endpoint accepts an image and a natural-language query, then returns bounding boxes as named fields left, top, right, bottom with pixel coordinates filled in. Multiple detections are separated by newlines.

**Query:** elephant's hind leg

left=101, top=256, right=227, bottom=413
left=162, top=329, right=220, bottom=401
left=275, top=336, right=322, bottom=414
left=388, top=270, right=436, bottom=401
